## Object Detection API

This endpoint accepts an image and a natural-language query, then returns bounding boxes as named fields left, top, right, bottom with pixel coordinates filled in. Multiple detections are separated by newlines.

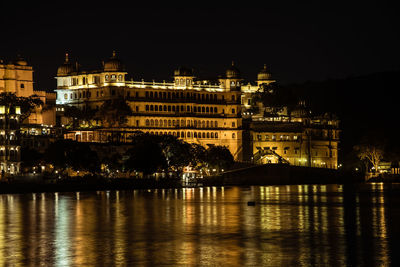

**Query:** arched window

left=155, top=105, right=158, bottom=111
left=177, top=132, right=180, bottom=138
left=168, top=120, right=171, bottom=126
left=232, top=133, right=236, bottom=139
left=194, top=121, right=197, bottom=127
left=164, top=105, right=167, bottom=111
left=206, top=107, right=209, bottom=113
left=214, top=107, right=217, bottom=113
left=145, top=119, right=150, bottom=126
left=206, top=121, right=209, bottom=128
left=64, top=94, right=68, bottom=100
left=206, top=132, right=210, bottom=138
left=150, top=119, right=154, bottom=126
left=215, top=121, right=218, bottom=128
left=215, top=132, right=218, bottom=138
left=150, top=92, right=153, bottom=98
left=202, top=132, right=205, bottom=138
left=155, top=120, right=159, bottom=127
left=201, top=107, right=205, bottom=112
left=202, top=121, right=205, bottom=128
left=194, top=132, right=197, bottom=138
left=211, top=133, right=214, bottom=138
left=150, top=105, right=154, bottom=111
left=118, top=74, right=123, bottom=81
left=193, top=107, right=197, bottom=112
left=210, top=121, right=214, bottom=128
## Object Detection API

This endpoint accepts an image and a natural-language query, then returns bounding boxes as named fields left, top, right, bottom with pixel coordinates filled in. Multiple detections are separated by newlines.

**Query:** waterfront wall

left=203, top=164, right=354, bottom=186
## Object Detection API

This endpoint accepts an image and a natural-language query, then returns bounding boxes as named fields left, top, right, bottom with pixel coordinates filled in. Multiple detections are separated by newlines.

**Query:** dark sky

left=1, top=2, right=399, bottom=91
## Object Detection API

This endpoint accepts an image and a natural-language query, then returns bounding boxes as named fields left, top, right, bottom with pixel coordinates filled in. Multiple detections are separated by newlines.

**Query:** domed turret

left=174, top=66, right=193, bottom=77
left=103, top=51, right=124, bottom=72
left=15, top=55, right=28, bottom=66
left=57, top=53, right=75, bottom=76
left=226, top=61, right=241, bottom=79
left=257, top=64, right=272, bottom=81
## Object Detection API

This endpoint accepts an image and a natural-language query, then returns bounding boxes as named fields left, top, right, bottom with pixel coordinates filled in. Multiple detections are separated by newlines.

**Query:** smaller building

left=248, top=114, right=340, bottom=169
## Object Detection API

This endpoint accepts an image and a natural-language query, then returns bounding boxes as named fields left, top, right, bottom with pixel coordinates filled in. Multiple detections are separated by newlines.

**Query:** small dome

left=174, top=66, right=193, bottom=76
left=226, top=61, right=240, bottom=79
left=57, top=53, right=75, bottom=76
left=15, top=55, right=28, bottom=66
left=257, top=64, right=272, bottom=81
left=104, top=51, right=124, bottom=72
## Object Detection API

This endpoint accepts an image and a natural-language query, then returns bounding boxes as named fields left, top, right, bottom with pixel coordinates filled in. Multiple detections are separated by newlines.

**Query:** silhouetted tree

left=125, top=133, right=166, bottom=176
left=0, top=92, right=43, bottom=121
left=63, top=105, right=96, bottom=128
left=20, top=148, right=44, bottom=172
left=44, top=139, right=100, bottom=174
left=97, top=98, right=133, bottom=127
left=205, top=146, right=234, bottom=174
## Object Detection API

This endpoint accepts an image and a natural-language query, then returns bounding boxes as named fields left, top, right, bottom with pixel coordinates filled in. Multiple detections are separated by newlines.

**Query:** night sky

left=1, top=2, right=399, bottom=91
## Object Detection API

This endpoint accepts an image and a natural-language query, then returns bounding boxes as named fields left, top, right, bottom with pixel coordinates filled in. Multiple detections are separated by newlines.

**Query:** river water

left=1, top=184, right=400, bottom=266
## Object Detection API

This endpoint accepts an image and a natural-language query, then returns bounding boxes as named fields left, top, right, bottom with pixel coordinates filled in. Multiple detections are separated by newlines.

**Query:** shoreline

left=1, top=175, right=398, bottom=195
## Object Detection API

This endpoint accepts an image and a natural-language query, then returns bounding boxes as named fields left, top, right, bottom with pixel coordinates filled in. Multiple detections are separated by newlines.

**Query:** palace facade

left=56, top=52, right=243, bottom=160
left=55, top=52, right=339, bottom=168
left=0, top=56, right=56, bottom=126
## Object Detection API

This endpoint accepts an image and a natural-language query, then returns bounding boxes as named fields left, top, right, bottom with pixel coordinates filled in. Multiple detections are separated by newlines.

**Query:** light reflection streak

left=0, top=185, right=395, bottom=266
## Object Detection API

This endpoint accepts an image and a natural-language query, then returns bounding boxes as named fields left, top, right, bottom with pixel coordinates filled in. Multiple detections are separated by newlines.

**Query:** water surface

left=1, top=184, right=400, bottom=266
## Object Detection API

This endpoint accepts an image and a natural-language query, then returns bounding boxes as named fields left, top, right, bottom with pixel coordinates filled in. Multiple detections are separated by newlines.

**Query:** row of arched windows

left=145, top=104, right=218, bottom=113
left=145, top=119, right=219, bottom=128
left=64, top=91, right=92, bottom=100
left=147, top=131, right=219, bottom=139
left=144, top=91, right=230, bottom=102
left=175, top=79, right=192, bottom=86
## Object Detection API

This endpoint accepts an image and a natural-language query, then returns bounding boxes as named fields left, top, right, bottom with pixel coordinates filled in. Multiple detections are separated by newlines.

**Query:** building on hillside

left=54, top=52, right=339, bottom=168
left=0, top=56, right=56, bottom=126
left=0, top=104, right=21, bottom=176
left=55, top=52, right=243, bottom=160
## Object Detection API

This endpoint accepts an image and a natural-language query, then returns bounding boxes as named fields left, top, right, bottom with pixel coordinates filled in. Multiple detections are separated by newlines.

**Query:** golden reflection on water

left=0, top=184, right=397, bottom=266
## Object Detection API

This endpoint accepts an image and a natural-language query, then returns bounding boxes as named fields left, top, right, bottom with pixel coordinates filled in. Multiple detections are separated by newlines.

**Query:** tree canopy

left=0, top=92, right=43, bottom=121
left=44, top=139, right=100, bottom=174
left=97, top=98, right=133, bottom=127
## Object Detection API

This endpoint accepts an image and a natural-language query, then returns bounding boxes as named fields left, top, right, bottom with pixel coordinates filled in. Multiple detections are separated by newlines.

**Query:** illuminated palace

left=55, top=52, right=339, bottom=168
left=1, top=56, right=57, bottom=175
